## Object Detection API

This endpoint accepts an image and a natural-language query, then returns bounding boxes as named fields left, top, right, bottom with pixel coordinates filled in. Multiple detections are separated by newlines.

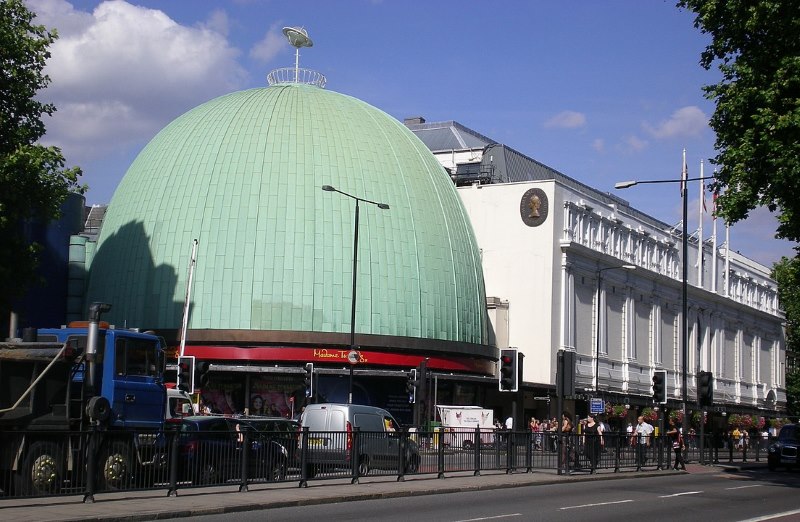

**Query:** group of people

left=525, top=412, right=688, bottom=473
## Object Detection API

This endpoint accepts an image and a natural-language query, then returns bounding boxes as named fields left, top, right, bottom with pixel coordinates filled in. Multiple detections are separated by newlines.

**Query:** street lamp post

left=321, top=185, right=389, bottom=404
left=594, top=265, right=636, bottom=392
left=615, top=175, right=706, bottom=435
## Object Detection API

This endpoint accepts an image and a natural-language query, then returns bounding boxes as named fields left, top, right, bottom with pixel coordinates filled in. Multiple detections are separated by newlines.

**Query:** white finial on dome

left=267, top=26, right=326, bottom=88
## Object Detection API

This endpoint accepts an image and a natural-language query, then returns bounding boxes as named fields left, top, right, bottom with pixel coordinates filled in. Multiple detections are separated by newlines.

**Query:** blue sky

left=28, top=0, right=795, bottom=267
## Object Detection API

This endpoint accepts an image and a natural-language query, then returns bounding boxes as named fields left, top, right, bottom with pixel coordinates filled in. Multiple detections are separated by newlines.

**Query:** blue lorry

left=0, top=303, right=170, bottom=496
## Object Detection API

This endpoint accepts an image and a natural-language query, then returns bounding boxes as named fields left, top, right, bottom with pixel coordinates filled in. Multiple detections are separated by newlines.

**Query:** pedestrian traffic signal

left=197, top=361, right=211, bottom=388
left=304, top=362, right=314, bottom=398
left=698, top=371, right=713, bottom=407
left=406, top=369, right=418, bottom=403
left=652, top=370, right=666, bottom=404
left=499, top=348, right=518, bottom=392
left=177, top=355, right=195, bottom=393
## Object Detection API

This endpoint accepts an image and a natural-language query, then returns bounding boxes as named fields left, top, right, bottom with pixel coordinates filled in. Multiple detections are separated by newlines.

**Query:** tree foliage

left=678, top=0, right=800, bottom=243
left=773, top=256, right=800, bottom=416
left=0, top=0, right=83, bottom=313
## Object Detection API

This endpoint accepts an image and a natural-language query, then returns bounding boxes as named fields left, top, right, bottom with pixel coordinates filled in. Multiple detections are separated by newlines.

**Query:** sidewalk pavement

left=0, top=462, right=767, bottom=522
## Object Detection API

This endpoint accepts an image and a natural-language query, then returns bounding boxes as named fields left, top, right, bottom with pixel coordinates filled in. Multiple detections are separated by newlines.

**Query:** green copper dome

left=86, top=84, right=487, bottom=346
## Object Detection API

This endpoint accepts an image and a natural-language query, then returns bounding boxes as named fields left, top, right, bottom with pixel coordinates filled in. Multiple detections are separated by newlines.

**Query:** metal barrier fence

left=0, top=427, right=771, bottom=500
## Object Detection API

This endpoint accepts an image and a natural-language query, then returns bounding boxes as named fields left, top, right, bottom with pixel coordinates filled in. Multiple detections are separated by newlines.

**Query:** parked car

left=768, top=424, right=799, bottom=471
left=177, top=416, right=288, bottom=485
left=299, top=403, right=420, bottom=477
left=241, top=417, right=300, bottom=465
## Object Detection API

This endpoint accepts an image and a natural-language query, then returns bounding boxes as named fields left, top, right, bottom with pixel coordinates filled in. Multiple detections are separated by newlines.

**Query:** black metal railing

left=0, top=427, right=770, bottom=500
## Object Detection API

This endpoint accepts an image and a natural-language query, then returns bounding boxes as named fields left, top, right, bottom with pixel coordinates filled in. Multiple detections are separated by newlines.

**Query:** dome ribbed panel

left=87, top=85, right=487, bottom=345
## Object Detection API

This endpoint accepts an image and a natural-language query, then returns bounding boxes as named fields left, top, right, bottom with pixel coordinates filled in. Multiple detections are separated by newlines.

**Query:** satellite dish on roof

left=283, top=26, right=313, bottom=48
left=267, top=26, right=325, bottom=88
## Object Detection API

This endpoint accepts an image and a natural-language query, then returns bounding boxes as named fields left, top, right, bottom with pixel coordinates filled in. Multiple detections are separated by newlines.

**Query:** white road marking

left=456, top=513, right=522, bottom=522
left=658, top=491, right=703, bottom=498
left=560, top=500, right=634, bottom=510
left=737, top=508, right=800, bottom=522
left=725, top=484, right=764, bottom=490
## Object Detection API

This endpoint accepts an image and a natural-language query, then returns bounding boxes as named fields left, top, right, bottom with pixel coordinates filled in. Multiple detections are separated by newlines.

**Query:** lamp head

left=377, top=203, right=390, bottom=210
left=321, top=185, right=335, bottom=192
left=614, top=180, right=637, bottom=189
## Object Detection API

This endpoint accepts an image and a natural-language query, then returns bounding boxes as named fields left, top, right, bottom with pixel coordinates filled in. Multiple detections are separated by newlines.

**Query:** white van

left=166, top=388, right=194, bottom=420
left=299, top=403, right=419, bottom=476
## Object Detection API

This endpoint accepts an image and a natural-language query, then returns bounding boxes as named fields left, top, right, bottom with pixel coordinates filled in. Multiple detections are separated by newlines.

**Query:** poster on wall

left=248, top=374, right=302, bottom=418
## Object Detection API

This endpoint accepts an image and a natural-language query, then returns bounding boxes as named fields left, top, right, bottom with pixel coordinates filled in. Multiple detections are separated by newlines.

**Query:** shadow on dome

left=86, top=220, right=183, bottom=330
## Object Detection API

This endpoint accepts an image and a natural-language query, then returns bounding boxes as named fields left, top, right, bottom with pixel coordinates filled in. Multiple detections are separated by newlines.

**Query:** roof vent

left=404, top=116, right=426, bottom=126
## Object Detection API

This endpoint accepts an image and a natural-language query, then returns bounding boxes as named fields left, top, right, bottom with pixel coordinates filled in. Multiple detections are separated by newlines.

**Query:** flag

left=712, top=189, right=719, bottom=216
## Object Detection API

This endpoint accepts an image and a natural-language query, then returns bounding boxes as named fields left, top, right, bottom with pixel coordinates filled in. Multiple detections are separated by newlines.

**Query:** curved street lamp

left=321, top=185, right=390, bottom=404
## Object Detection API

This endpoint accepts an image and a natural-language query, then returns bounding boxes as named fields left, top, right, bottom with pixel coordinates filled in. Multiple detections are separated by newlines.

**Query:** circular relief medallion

left=520, top=188, right=548, bottom=227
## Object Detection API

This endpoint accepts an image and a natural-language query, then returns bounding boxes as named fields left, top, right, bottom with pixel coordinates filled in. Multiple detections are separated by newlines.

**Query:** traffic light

left=498, top=348, right=518, bottom=392
left=197, top=361, right=211, bottom=388
left=652, top=370, right=666, bottom=404
left=698, top=371, right=714, bottom=407
left=304, top=363, right=314, bottom=398
left=406, top=369, right=418, bottom=403
left=177, top=355, right=195, bottom=393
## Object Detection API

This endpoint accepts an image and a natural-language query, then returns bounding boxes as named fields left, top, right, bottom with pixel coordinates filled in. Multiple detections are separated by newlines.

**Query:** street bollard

left=239, top=428, right=249, bottom=492
left=351, top=427, right=360, bottom=484
left=298, top=427, right=309, bottom=488
left=437, top=429, right=445, bottom=479
left=83, top=428, right=97, bottom=503
left=397, top=428, right=405, bottom=482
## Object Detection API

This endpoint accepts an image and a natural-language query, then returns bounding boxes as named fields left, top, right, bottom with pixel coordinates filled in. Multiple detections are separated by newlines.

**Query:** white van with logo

left=299, top=403, right=419, bottom=476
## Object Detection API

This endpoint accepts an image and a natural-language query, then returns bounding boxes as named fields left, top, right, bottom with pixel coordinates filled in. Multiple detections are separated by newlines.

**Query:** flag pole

left=724, top=222, right=731, bottom=297
left=711, top=170, right=718, bottom=294
left=697, top=160, right=704, bottom=286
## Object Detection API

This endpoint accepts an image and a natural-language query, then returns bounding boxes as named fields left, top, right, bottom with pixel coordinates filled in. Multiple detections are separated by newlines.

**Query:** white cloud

left=250, top=25, right=286, bottom=63
left=644, top=106, right=709, bottom=139
left=31, top=0, right=247, bottom=162
left=620, top=135, right=648, bottom=153
left=203, top=9, right=231, bottom=37
left=592, top=138, right=605, bottom=153
left=544, top=110, right=587, bottom=129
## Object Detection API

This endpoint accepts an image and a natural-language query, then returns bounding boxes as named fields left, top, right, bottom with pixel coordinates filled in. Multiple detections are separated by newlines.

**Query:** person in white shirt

left=632, top=415, right=654, bottom=470
left=505, top=416, right=514, bottom=430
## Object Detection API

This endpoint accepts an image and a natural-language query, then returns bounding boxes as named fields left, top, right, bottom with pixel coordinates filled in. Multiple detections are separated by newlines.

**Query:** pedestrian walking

left=561, top=411, right=575, bottom=471
left=583, top=414, right=603, bottom=473
left=666, top=418, right=686, bottom=470
left=632, top=415, right=653, bottom=470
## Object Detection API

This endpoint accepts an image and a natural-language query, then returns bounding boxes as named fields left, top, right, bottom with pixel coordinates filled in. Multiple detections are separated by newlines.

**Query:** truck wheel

left=99, top=442, right=133, bottom=490
left=303, top=462, right=317, bottom=479
left=18, top=441, right=63, bottom=495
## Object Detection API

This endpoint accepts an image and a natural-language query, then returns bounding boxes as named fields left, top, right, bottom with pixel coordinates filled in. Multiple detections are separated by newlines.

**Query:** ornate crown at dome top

left=267, top=67, right=327, bottom=88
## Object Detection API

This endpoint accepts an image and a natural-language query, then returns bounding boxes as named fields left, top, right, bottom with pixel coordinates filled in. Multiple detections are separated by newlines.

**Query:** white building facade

left=407, top=118, right=785, bottom=417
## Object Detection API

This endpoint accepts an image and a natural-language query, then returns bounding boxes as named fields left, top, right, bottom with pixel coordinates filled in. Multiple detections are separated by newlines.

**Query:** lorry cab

left=37, top=324, right=167, bottom=429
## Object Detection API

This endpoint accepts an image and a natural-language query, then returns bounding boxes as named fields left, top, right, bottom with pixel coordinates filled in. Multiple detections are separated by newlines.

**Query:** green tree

left=773, top=256, right=800, bottom=416
left=0, top=0, right=83, bottom=316
left=678, top=1, right=800, bottom=243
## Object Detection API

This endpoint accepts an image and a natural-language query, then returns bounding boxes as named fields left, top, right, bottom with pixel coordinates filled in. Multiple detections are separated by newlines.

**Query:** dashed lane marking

left=560, top=500, right=635, bottom=510
left=455, top=514, right=522, bottom=521
left=658, top=491, right=703, bottom=498
left=737, top=508, right=800, bottom=522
